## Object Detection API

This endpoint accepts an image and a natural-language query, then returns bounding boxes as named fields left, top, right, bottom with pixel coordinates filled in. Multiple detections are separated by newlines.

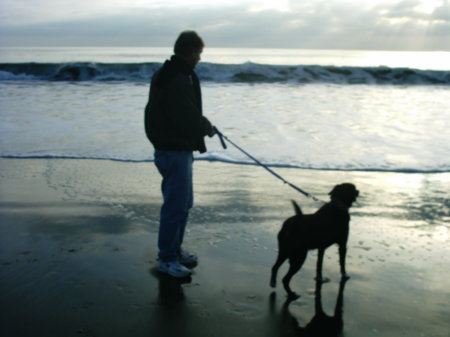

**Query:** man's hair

left=174, top=31, right=204, bottom=56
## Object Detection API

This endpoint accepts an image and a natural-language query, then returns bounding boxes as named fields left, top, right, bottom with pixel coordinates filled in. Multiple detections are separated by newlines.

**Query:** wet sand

left=1, top=159, right=449, bottom=337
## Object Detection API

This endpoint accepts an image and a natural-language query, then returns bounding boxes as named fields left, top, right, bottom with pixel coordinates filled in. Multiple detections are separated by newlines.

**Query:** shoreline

left=3, top=155, right=449, bottom=175
left=1, top=158, right=449, bottom=337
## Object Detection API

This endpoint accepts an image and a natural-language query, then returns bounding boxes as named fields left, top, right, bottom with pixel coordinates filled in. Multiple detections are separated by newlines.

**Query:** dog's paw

left=341, top=273, right=350, bottom=280
left=270, top=276, right=277, bottom=288
left=315, top=276, right=330, bottom=283
left=287, top=292, right=300, bottom=301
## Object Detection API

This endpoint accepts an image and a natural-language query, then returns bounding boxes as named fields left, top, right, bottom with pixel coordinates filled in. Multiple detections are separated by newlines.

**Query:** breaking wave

left=1, top=62, right=449, bottom=85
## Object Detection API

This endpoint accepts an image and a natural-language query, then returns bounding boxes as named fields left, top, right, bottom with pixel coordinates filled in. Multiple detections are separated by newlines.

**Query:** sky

left=0, top=0, right=449, bottom=50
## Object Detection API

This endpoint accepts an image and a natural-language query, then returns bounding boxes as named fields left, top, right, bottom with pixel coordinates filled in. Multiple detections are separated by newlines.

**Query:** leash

left=215, top=128, right=324, bottom=203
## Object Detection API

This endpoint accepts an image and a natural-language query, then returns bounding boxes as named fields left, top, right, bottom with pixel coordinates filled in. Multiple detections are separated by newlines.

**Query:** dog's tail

left=291, top=200, right=303, bottom=216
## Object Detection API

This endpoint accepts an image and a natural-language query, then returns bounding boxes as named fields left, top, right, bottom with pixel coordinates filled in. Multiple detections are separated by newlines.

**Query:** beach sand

left=1, top=158, right=449, bottom=337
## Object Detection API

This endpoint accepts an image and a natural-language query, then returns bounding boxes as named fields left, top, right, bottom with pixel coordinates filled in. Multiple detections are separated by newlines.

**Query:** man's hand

left=207, top=125, right=216, bottom=137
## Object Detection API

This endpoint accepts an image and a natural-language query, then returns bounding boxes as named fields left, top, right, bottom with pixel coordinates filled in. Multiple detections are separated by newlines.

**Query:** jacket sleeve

left=163, top=73, right=212, bottom=140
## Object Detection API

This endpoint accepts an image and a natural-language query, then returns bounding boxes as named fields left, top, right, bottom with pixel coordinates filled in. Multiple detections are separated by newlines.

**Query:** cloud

left=0, top=0, right=448, bottom=50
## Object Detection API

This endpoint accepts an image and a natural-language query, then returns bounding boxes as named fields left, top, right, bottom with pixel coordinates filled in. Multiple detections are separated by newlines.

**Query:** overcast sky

left=0, top=0, right=449, bottom=50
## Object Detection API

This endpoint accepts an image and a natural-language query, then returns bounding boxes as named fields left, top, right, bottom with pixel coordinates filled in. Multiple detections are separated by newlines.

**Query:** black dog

left=270, top=183, right=359, bottom=299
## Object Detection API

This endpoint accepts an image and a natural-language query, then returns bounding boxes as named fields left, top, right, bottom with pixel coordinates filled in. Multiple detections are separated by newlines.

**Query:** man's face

left=185, top=47, right=203, bottom=69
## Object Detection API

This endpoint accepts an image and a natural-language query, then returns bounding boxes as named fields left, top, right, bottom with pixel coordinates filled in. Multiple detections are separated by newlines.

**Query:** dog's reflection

left=288, top=277, right=348, bottom=336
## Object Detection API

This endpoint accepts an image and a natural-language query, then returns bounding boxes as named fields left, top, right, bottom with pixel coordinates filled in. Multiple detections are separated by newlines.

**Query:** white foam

left=0, top=71, right=35, bottom=80
left=1, top=71, right=449, bottom=172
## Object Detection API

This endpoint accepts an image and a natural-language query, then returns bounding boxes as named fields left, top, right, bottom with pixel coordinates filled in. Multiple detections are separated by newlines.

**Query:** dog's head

left=329, top=183, right=359, bottom=208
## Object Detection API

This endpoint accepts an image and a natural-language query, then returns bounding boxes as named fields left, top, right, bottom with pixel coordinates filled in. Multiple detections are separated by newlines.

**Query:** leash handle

left=215, top=127, right=227, bottom=149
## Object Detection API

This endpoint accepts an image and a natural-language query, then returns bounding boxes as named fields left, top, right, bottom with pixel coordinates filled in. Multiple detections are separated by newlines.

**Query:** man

left=144, top=31, right=215, bottom=278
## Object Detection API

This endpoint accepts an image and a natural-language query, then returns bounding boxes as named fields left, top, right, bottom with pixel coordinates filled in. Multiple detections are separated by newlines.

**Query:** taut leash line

left=215, top=128, right=323, bottom=203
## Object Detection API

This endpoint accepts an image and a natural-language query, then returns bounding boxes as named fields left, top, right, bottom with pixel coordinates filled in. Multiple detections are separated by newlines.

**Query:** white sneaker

left=179, top=251, right=198, bottom=265
left=158, top=260, right=192, bottom=278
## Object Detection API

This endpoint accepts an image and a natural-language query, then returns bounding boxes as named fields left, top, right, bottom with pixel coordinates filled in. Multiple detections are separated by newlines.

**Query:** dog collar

left=330, top=200, right=349, bottom=211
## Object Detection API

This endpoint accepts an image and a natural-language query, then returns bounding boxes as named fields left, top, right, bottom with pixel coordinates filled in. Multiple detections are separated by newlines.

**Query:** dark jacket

left=144, top=55, right=212, bottom=153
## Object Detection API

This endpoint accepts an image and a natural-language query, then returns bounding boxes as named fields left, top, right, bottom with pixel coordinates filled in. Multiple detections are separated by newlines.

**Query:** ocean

left=0, top=47, right=449, bottom=172
left=1, top=47, right=450, bottom=337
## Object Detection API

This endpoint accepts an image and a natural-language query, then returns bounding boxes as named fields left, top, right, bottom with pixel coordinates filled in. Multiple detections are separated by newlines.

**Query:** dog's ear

left=329, top=186, right=336, bottom=196
left=328, top=184, right=343, bottom=198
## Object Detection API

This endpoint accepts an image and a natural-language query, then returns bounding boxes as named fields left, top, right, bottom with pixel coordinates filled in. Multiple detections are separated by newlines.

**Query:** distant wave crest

left=1, top=62, right=449, bottom=85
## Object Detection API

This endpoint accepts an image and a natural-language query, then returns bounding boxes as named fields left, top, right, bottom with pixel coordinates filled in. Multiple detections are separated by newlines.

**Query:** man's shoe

left=158, top=260, right=192, bottom=278
left=179, top=251, right=198, bottom=265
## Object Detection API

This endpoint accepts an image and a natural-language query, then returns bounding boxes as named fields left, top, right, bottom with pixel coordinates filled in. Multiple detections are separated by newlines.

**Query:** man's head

left=174, top=30, right=204, bottom=69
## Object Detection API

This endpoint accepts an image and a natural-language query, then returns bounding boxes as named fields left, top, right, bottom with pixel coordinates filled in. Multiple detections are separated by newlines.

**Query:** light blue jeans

left=154, top=150, right=193, bottom=262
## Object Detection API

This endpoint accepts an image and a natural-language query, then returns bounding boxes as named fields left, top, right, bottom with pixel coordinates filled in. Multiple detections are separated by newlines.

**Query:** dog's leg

left=270, top=251, right=288, bottom=288
left=315, top=249, right=330, bottom=283
left=282, top=252, right=307, bottom=300
left=339, top=244, right=350, bottom=280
